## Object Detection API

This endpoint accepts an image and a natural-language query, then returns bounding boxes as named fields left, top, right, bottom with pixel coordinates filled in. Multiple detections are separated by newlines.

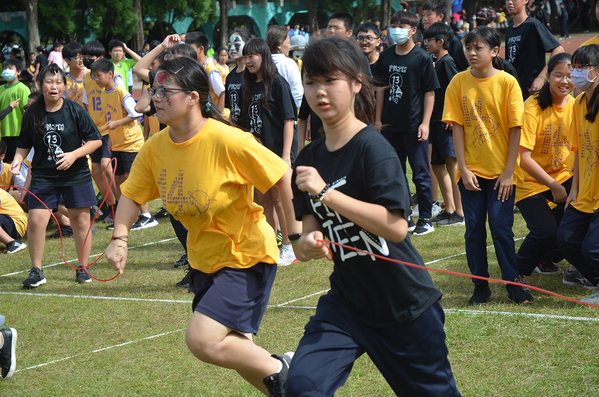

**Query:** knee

left=185, top=328, right=214, bottom=363
left=285, top=370, right=317, bottom=397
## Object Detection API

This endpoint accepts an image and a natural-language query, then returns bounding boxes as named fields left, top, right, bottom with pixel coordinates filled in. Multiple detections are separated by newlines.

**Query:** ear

left=353, top=74, right=363, bottom=94
left=491, top=46, right=500, bottom=58
left=346, top=29, right=353, bottom=37
left=188, top=91, right=200, bottom=106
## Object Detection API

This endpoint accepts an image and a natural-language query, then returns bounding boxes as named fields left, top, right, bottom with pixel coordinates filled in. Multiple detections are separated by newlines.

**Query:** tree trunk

left=22, top=0, right=40, bottom=55
left=219, top=0, right=228, bottom=49
left=132, top=0, right=144, bottom=52
left=306, top=0, right=318, bottom=34
left=380, top=0, right=392, bottom=29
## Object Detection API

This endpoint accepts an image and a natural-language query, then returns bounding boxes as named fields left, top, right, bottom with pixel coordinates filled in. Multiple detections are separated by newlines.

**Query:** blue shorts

left=0, top=214, right=20, bottom=239
left=190, top=262, right=277, bottom=334
left=430, top=122, right=455, bottom=165
left=28, top=182, right=97, bottom=210
left=112, top=151, right=137, bottom=176
left=90, top=135, right=111, bottom=163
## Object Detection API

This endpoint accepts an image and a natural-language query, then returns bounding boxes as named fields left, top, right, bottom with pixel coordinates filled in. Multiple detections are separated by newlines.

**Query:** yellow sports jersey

left=443, top=70, right=524, bottom=182
left=516, top=95, right=575, bottom=203
left=203, top=60, right=222, bottom=106
left=0, top=162, right=12, bottom=189
left=83, top=73, right=107, bottom=136
left=0, top=189, right=27, bottom=237
left=121, top=119, right=289, bottom=274
left=101, top=84, right=144, bottom=152
left=580, top=35, right=599, bottom=47
left=66, top=69, right=88, bottom=108
left=216, top=63, right=229, bottom=84
left=571, top=94, right=599, bottom=213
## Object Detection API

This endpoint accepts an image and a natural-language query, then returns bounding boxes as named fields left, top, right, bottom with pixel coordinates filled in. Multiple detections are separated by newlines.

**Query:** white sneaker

left=432, top=201, right=442, bottom=218
left=278, top=248, right=296, bottom=267
left=411, top=204, right=419, bottom=218
left=580, top=288, right=599, bottom=305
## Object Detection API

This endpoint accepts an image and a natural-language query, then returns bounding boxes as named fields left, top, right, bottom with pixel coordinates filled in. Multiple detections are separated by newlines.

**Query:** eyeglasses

left=550, top=73, right=572, bottom=82
left=357, top=36, right=378, bottom=43
left=67, top=56, right=83, bottom=61
left=147, top=87, right=189, bottom=99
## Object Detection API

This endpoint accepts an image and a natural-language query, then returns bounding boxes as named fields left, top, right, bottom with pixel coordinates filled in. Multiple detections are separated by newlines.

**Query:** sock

left=275, top=358, right=283, bottom=373
left=282, top=244, right=292, bottom=251
left=141, top=213, right=151, bottom=218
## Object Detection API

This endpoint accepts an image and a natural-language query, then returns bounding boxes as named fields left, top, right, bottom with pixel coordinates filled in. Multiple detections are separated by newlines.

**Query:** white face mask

left=389, top=27, right=412, bottom=45
left=1, top=69, right=17, bottom=82
left=571, top=67, right=597, bottom=90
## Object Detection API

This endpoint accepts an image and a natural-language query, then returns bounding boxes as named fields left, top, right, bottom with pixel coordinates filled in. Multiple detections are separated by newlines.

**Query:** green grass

left=1, top=197, right=598, bottom=396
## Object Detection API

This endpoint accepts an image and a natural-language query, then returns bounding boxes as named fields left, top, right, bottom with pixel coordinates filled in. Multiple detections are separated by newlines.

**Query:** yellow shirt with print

left=0, top=189, right=27, bottom=237
left=84, top=73, right=108, bottom=136
left=101, top=85, right=144, bottom=152
left=121, top=119, right=288, bottom=274
left=443, top=70, right=524, bottom=182
left=571, top=94, right=599, bottom=213
left=580, top=36, right=599, bottom=47
left=516, top=95, right=575, bottom=203
left=66, top=69, right=89, bottom=108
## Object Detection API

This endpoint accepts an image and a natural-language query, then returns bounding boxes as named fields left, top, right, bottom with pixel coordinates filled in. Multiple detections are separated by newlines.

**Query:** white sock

left=275, top=358, right=283, bottom=373
left=282, top=244, right=292, bottom=251
left=141, top=213, right=151, bottom=218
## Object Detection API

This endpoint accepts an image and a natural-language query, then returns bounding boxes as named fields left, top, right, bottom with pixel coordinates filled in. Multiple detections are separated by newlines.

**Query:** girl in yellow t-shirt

left=556, top=45, right=599, bottom=305
left=442, top=26, right=532, bottom=305
left=104, top=56, right=303, bottom=396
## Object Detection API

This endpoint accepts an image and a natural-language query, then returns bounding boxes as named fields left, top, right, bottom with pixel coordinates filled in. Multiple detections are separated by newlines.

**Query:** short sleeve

left=365, top=152, right=410, bottom=217
left=209, top=70, right=225, bottom=96
left=507, top=77, right=525, bottom=128
left=442, top=76, right=464, bottom=125
left=298, top=95, right=310, bottom=120
left=121, top=143, right=160, bottom=204
left=274, top=78, right=297, bottom=120
left=421, top=55, right=440, bottom=93
left=76, top=104, right=102, bottom=142
left=520, top=98, right=540, bottom=150
left=535, top=22, right=561, bottom=53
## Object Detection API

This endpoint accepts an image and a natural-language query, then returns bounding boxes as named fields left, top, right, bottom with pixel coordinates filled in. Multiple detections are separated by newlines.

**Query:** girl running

left=287, top=36, right=460, bottom=396
left=10, top=63, right=102, bottom=287
left=556, top=44, right=599, bottom=304
left=105, top=57, right=303, bottom=396
left=442, top=26, right=533, bottom=305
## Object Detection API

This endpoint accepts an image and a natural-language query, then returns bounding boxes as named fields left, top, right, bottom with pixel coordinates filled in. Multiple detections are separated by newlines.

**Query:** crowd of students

left=1, top=0, right=599, bottom=395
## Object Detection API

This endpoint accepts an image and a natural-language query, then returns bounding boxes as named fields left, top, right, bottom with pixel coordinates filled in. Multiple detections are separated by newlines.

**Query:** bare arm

left=123, top=43, right=142, bottom=62
left=132, top=35, right=181, bottom=83
left=105, top=195, right=142, bottom=273
left=494, top=127, right=521, bottom=201
left=281, top=118, right=294, bottom=166
left=106, top=116, right=136, bottom=131
left=56, top=139, right=102, bottom=171
left=275, top=168, right=308, bottom=261
left=531, top=46, right=565, bottom=93
left=452, top=122, right=481, bottom=191
left=418, top=90, right=434, bottom=141
left=297, top=118, right=307, bottom=152
left=374, top=88, right=384, bottom=132
left=519, top=147, right=567, bottom=203
left=565, top=151, right=579, bottom=209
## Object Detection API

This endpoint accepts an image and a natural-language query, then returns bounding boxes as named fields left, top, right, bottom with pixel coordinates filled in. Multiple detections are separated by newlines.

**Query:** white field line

left=15, top=328, right=185, bottom=373
left=0, top=291, right=191, bottom=304
left=0, top=237, right=177, bottom=277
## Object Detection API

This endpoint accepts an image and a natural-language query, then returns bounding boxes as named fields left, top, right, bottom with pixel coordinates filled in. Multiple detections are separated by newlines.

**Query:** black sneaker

left=412, top=218, right=434, bottom=236
left=76, top=268, right=92, bottom=284
left=448, top=212, right=465, bottom=226
left=263, top=352, right=294, bottom=397
left=563, top=269, right=596, bottom=289
left=153, top=207, right=169, bottom=219
left=6, top=240, right=26, bottom=254
left=407, top=217, right=416, bottom=232
left=469, top=283, right=491, bottom=305
left=173, top=253, right=189, bottom=268
left=506, top=283, right=533, bottom=304
left=48, top=225, right=73, bottom=239
left=534, top=258, right=563, bottom=275
left=22, top=267, right=46, bottom=288
left=432, top=211, right=451, bottom=224
left=176, top=267, right=192, bottom=290
left=0, top=328, right=17, bottom=379
left=131, top=215, right=159, bottom=230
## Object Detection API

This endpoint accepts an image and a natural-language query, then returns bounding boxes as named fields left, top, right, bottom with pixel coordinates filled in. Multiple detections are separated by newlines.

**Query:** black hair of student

left=90, top=58, right=115, bottom=75
left=536, top=52, right=572, bottom=111
left=186, top=32, right=210, bottom=55
left=390, top=11, right=420, bottom=28
left=217, top=47, right=227, bottom=55
left=28, top=90, right=42, bottom=101
left=302, top=36, right=375, bottom=125
left=62, top=42, right=83, bottom=59
left=242, top=38, right=278, bottom=112
left=150, top=40, right=161, bottom=50
left=2, top=58, right=24, bottom=72
left=81, top=40, right=106, bottom=58
left=463, top=26, right=504, bottom=71
left=108, top=39, right=124, bottom=53
left=36, top=46, right=44, bottom=53
left=412, top=30, right=423, bottom=47
left=422, top=0, right=449, bottom=21
left=228, top=28, right=253, bottom=43
left=165, top=44, right=197, bottom=61
left=423, top=22, right=454, bottom=50
left=23, top=64, right=66, bottom=137
left=328, top=12, right=354, bottom=32
left=572, top=44, right=599, bottom=122
left=155, top=57, right=232, bottom=126
left=266, top=25, right=289, bottom=54
left=356, top=22, right=380, bottom=38
left=0, top=140, right=6, bottom=156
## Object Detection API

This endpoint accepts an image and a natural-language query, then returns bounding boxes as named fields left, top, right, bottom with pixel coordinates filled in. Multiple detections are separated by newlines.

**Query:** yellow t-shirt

left=66, top=69, right=88, bottom=108
left=203, top=60, right=222, bottom=106
left=83, top=73, right=108, bottom=136
left=0, top=189, right=27, bottom=237
left=580, top=36, right=599, bottom=47
left=516, top=95, right=575, bottom=203
left=571, top=94, right=599, bottom=213
left=216, top=63, right=229, bottom=83
left=102, top=84, right=144, bottom=152
left=443, top=70, right=525, bottom=181
left=0, top=162, right=12, bottom=189
left=121, top=119, right=289, bottom=274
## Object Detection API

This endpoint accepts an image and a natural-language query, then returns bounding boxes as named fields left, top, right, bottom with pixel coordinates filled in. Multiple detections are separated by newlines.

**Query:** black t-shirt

left=506, top=17, right=560, bottom=99
left=373, top=45, right=440, bottom=133
left=225, top=66, right=246, bottom=129
left=35, top=54, right=48, bottom=72
left=432, top=54, right=458, bottom=124
left=18, top=100, right=102, bottom=186
left=448, top=35, right=469, bottom=72
left=292, top=125, right=442, bottom=326
left=244, top=74, right=298, bottom=162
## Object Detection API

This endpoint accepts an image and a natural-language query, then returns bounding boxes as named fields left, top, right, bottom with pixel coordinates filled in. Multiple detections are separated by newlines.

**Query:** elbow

left=387, top=229, right=408, bottom=244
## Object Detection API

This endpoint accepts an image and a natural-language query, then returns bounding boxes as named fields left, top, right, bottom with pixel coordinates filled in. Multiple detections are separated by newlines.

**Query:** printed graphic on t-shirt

left=388, top=72, right=404, bottom=104
left=229, top=88, right=241, bottom=123
left=462, top=97, right=501, bottom=146
left=507, top=35, right=520, bottom=63
left=579, top=128, right=599, bottom=178
left=539, top=124, right=572, bottom=170
left=158, top=169, right=210, bottom=218
left=43, top=125, right=65, bottom=162
left=249, top=96, right=263, bottom=136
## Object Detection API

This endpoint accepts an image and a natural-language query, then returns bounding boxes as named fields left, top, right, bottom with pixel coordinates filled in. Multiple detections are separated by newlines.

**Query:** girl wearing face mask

left=225, top=28, right=253, bottom=127
left=515, top=53, right=594, bottom=289
left=556, top=44, right=599, bottom=305
left=0, top=59, right=30, bottom=163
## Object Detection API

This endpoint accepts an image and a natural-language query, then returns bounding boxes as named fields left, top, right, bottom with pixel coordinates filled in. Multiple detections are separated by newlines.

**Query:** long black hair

left=463, top=26, right=504, bottom=71
left=242, top=38, right=279, bottom=112
left=572, top=44, right=599, bottom=122
left=302, top=36, right=375, bottom=125
left=155, top=57, right=231, bottom=125
left=536, top=52, right=572, bottom=111
left=23, top=63, right=66, bottom=137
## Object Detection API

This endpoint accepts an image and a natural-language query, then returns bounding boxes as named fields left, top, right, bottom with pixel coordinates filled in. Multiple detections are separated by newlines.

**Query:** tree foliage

left=88, top=0, right=139, bottom=40
left=38, top=0, right=77, bottom=38
left=144, top=0, right=213, bottom=37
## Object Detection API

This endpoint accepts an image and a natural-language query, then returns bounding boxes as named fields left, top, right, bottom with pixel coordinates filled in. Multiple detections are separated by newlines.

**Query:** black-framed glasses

left=357, top=35, right=378, bottom=43
left=147, top=87, right=189, bottom=99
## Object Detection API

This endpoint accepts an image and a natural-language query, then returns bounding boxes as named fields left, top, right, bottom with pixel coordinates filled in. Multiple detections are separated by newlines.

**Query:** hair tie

left=205, top=102, right=212, bottom=113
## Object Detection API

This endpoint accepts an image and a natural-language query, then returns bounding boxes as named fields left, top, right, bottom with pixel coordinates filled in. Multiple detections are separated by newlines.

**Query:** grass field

left=1, top=197, right=598, bottom=396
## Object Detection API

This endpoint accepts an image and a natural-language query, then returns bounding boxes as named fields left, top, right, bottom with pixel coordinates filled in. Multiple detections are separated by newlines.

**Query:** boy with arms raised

left=108, top=40, right=141, bottom=94
left=0, top=59, right=30, bottom=162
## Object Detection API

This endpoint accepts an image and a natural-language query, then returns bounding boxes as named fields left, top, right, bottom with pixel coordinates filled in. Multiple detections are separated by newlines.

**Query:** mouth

left=317, top=101, right=330, bottom=110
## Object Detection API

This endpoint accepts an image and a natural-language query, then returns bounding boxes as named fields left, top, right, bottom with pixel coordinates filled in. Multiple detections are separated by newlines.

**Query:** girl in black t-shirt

left=10, top=64, right=102, bottom=288
left=225, top=28, right=253, bottom=128
left=288, top=36, right=460, bottom=396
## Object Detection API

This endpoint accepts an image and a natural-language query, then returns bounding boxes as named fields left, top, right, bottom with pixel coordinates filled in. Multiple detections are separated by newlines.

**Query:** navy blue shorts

left=0, top=214, right=20, bottom=239
left=430, top=122, right=455, bottom=165
left=90, top=135, right=111, bottom=163
left=28, top=182, right=97, bottom=210
left=189, top=262, right=277, bottom=334
left=112, top=151, right=138, bottom=176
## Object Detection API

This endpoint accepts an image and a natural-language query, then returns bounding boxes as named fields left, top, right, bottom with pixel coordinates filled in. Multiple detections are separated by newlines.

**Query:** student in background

left=47, top=43, right=64, bottom=71
left=356, top=22, right=382, bottom=67
left=108, top=40, right=141, bottom=93
left=186, top=32, right=226, bottom=112
left=0, top=59, right=30, bottom=162
left=62, top=42, right=88, bottom=108
left=225, top=28, right=253, bottom=128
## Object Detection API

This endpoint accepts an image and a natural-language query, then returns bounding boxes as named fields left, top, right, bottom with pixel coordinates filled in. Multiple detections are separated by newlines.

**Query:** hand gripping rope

left=317, top=239, right=599, bottom=310
left=2, top=158, right=121, bottom=282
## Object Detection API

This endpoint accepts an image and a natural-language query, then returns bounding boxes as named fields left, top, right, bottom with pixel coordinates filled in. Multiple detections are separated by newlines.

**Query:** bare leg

left=432, top=164, right=455, bottom=214
left=445, top=157, right=463, bottom=217
left=271, top=187, right=289, bottom=244
left=28, top=209, right=52, bottom=269
left=67, top=207, right=92, bottom=268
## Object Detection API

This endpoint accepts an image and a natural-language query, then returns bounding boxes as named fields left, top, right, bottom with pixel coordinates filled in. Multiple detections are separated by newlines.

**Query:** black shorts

left=90, top=135, right=111, bottom=163
left=28, top=182, right=97, bottom=210
left=0, top=214, right=20, bottom=239
left=430, top=122, right=456, bottom=165
left=111, top=151, right=138, bottom=176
